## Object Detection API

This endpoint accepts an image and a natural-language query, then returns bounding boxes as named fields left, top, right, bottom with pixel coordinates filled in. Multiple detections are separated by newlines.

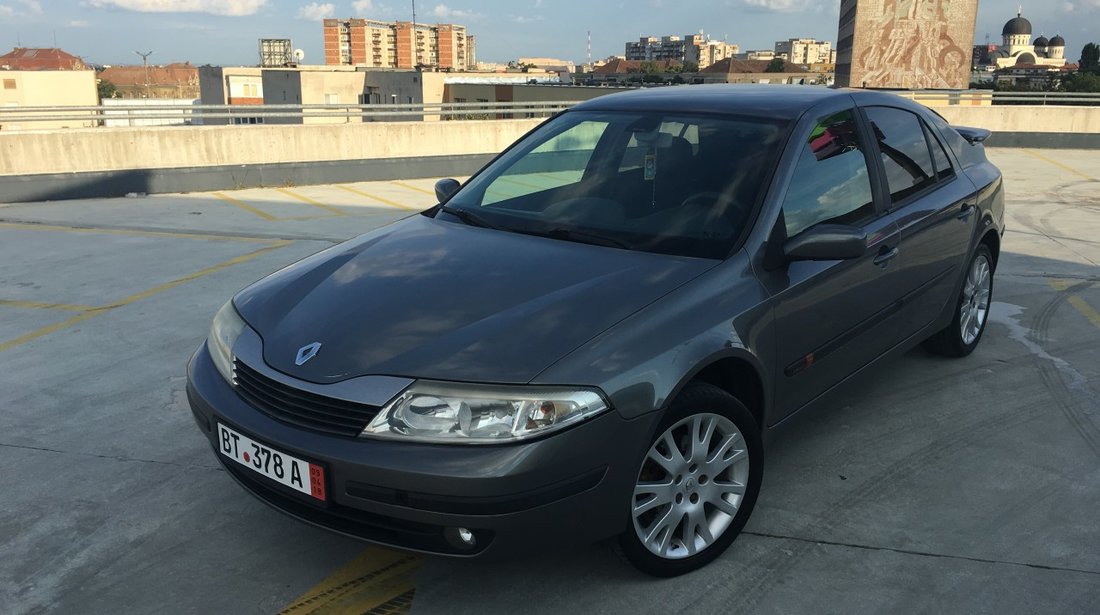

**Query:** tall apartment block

left=625, top=34, right=739, bottom=70
left=323, top=18, right=473, bottom=70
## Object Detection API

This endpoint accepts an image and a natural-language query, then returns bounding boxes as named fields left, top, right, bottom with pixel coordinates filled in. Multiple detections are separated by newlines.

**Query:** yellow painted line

left=1049, top=279, right=1074, bottom=292
left=276, top=188, right=349, bottom=217
left=1022, top=150, right=1098, bottom=182
left=1068, top=296, right=1100, bottom=330
left=0, top=241, right=290, bottom=354
left=0, top=299, right=97, bottom=312
left=97, top=241, right=291, bottom=310
left=212, top=191, right=278, bottom=221
left=0, top=221, right=272, bottom=244
left=390, top=180, right=436, bottom=196
left=279, top=547, right=421, bottom=615
left=336, top=185, right=422, bottom=211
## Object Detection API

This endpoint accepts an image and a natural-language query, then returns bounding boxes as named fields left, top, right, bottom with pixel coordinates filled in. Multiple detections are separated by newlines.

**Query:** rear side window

left=865, top=107, right=936, bottom=203
left=925, top=124, right=955, bottom=180
left=782, top=109, right=875, bottom=238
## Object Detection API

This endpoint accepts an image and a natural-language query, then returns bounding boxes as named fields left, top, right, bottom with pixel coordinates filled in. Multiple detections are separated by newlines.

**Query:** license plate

left=217, top=423, right=326, bottom=501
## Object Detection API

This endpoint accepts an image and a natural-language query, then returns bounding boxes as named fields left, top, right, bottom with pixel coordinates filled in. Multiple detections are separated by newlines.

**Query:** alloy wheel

left=631, top=413, right=751, bottom=560
left=961, top=253, right=992, bottom=346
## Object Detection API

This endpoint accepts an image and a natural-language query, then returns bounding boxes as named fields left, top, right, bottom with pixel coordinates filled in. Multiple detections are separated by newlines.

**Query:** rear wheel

left=923, top=245, right=994, bottom=357
left=618, top=382, right=763, bottom=577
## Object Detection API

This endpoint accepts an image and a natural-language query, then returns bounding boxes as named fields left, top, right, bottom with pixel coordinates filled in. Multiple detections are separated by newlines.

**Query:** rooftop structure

left=0, top=47, right=87, bottom=71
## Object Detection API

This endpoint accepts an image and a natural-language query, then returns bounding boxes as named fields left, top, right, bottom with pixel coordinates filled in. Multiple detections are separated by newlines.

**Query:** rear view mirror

left=435, top=178, right=461, bottom=204
left=784, top=224, right=867, bottom=262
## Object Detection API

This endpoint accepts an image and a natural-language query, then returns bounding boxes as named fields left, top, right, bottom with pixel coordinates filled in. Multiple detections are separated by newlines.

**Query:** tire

left=923, top=245, right=995, bottom=358
left=618, top=382, right=763, bottom=577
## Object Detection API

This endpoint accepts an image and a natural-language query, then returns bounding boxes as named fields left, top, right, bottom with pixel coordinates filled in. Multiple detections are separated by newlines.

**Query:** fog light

left=445, top=526, right=478, bottom=550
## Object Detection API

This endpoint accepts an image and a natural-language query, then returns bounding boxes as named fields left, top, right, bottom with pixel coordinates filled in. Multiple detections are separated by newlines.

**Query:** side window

left=925, top=123, right=955, bottom=180
left=865, top=107, right=936, bottom=203
left=482, top=120, right=609, bottom=206
left=782, top=110, right=875, bottom=238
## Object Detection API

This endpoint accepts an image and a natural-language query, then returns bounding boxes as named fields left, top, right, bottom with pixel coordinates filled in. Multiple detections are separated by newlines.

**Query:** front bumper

left=186, top=344, right=659, bottom=559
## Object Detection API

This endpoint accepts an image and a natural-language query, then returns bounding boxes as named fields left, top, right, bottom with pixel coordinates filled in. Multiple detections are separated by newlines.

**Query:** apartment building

left=625, top=34, right=738, bottom=70
left=774, top=38, right=834, bottom=65
left=323, top=18, right=473, bottom=70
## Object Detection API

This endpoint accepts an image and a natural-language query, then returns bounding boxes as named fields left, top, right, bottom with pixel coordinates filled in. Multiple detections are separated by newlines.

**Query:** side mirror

left=435, top=178, right=461, bottom=204
left=784, top=224, right=867, bottom=262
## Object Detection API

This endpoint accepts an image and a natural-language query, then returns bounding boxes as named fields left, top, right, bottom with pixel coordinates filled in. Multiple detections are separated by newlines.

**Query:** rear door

left=760, top=102, right=910, bottom=422
left=861, top=106, right=978, bottom=333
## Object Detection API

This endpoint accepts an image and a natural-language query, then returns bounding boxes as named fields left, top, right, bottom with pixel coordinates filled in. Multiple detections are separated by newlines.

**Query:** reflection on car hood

left=234, top=214, right=716, bottom=385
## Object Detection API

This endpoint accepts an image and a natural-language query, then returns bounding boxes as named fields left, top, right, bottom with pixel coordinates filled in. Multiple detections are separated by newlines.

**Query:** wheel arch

left=979, top=226, right=1000, bottom=271
left=674, top=353, right=769, bottom=431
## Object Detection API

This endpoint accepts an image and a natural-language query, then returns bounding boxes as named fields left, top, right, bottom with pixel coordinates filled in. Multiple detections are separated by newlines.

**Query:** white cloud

left=0, top=5, right=14, bottom=17
left=67, top=19, right=91, bottom=26
left=297, top=1, right=333, bottom=20
left=17, top=0, right=42, bottom=13
left=739, top=0, right=814, bottom=12
left=86, top=0, right=268, bottom=16
left=352, top=0, right=373, bottom=12
left=432, top=3, right=478, bottom=20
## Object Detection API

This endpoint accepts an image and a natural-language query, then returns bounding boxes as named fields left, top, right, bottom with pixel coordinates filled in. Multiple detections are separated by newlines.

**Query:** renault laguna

left=187, top=85, right=1004, bottom=576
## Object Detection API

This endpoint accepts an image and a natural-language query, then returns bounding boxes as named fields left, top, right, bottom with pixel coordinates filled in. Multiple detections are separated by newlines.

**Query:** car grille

left=231, top=359, right=380, bottom=438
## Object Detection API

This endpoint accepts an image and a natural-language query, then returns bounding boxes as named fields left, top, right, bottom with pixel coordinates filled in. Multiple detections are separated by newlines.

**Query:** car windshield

left=439, top=111, right=788, bottom=259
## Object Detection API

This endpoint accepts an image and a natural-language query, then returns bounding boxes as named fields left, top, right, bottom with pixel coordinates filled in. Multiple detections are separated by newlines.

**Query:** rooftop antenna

left=52, top=30, right=57, bottom=48
left=1017, top=3, right=1022, bottom=17
left=587, top=30, right=592, bottom=65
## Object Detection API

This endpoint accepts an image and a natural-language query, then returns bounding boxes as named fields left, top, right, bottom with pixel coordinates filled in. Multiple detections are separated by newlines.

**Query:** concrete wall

left=0, top=70, right=99, bottom=131
left=936, top=106, right=1100, bottom=134
left=0, top=119, right=543, bottom=176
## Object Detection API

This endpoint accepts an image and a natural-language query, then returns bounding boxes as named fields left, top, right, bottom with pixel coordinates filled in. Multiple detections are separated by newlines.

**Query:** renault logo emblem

left=295, top=342, right=322, bottom=366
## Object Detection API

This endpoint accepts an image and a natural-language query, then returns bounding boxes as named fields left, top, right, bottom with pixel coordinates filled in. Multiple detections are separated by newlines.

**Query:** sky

left=0, top=0, right=1097, bottom=67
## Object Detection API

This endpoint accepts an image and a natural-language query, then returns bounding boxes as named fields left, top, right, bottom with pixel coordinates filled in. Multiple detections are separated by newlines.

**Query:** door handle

left=957, top=204, right=975, bottom=221
left=873, top=246, right=900, bottom=268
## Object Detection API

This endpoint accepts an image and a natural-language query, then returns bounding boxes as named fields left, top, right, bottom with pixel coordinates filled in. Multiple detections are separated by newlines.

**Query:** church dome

left=1049, top=35, right=1066, bottom=47
left=1015, top=52, right=1038, bottom=65
left=1034, top=36, right=1049, bottom=47
left=1002, top=15, right=1033, bottom=36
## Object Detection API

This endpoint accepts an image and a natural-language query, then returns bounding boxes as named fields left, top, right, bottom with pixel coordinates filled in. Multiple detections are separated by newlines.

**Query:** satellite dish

left=293, top=49, right=305, bottom=62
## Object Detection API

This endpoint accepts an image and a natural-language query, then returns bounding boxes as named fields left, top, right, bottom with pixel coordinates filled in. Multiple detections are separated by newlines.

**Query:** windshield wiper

left=439, top=205, right=499, bottom=230
left=544, top=228, right=631, bottom=250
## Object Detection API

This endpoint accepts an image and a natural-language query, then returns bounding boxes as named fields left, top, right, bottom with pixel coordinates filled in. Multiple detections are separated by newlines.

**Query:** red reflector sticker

left=309, top=463, right=327, bottom=501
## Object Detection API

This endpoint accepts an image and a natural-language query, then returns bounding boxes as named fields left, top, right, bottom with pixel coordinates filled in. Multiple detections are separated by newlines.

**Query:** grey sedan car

left=187, top=85, right=1004, bottom=576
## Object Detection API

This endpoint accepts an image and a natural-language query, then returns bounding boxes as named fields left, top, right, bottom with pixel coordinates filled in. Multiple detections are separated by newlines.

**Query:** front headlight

left=362, top=381, right=610, bottom=444
left=208, top=300, right=246, bottom=384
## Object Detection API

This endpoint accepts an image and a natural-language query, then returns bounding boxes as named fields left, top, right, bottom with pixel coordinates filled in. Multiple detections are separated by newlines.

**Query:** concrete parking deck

left=1, top=150, right=1099, bottom=614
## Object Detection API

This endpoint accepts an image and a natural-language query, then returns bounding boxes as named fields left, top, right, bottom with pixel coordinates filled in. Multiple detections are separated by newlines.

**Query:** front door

left=758, top=105, right=912, bottom=423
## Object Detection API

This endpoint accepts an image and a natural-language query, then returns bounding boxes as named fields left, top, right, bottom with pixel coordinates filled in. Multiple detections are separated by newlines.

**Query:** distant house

left=0, top=47, right=88, bottom=71
left=99, top=63, right=200, bottom=99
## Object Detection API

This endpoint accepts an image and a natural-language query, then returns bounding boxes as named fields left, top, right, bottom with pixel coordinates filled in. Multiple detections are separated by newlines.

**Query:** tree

left=681, top=61, right=699, bottom=73
left=97, top=79, right=117, bottom=100
left=765, top=58, right=786, bottom=73
left=638, top=61, right=660, bottom=75
left=1080, top=43, right=1100, bottom=75
left=1064, top=71, right=1100, bottom=93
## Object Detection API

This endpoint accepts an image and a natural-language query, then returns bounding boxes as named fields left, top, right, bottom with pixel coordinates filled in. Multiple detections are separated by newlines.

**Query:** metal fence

left=3, top=91, right=1100, bottom=128
left=0, top=101, right=580, bottom=128
left=895, top=91, right=1100, bottom=105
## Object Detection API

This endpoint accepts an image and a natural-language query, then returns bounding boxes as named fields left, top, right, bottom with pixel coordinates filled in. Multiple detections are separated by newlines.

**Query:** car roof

left=572, top=84, right=936, bottom=123
left=572, top=84, right=857, bottom=121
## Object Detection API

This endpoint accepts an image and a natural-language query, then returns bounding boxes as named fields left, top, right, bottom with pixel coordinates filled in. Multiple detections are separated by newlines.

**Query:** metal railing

left=895, top=91, right=1100, bottom=105
left=3, top=91, right=1100, bottom=128
left=0, top=100, right=582, bottom=127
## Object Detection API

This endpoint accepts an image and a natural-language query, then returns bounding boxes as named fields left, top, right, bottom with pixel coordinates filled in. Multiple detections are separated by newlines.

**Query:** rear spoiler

left=955, top=126, right=992, bottom=145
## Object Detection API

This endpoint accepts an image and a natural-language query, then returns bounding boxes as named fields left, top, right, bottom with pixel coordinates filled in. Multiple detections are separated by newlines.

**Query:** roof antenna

left=1018, top=3, right=1022, bottom=17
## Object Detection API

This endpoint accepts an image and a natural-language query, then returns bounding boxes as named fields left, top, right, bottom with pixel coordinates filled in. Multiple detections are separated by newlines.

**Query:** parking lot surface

left=1, top=149, right=1099, bottom=614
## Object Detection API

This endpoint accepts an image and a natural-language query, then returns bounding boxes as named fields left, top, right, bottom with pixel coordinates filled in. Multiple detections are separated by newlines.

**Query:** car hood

left=235, top=214, right=716, bottom=384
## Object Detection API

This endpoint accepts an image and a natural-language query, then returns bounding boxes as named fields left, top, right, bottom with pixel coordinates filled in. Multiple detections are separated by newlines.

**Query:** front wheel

left=618, top=383, right=763, bottom=577
left=923, top=245, right=994, bottom=358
